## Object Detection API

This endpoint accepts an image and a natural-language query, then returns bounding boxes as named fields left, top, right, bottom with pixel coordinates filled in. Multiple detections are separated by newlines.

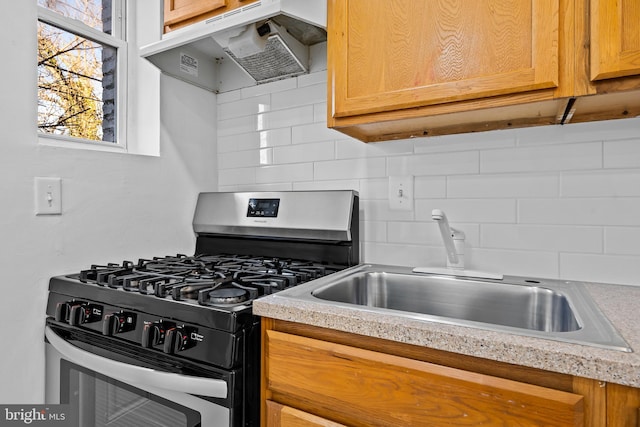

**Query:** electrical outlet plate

left=35, top=177, right=62, bottom=215
left=389, top=175, right=414, bottom=211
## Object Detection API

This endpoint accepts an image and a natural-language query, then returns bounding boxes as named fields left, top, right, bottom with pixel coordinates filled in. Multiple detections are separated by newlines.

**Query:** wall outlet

left=389, top=175, right=414, bottom=211
left=35, top=177, right=62, bottom=215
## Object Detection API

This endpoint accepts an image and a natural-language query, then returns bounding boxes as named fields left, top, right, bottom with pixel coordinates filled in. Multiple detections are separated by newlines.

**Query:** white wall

left=0, top=3, right=217, bottom=402
left=216, top=64, right=640, bottom=288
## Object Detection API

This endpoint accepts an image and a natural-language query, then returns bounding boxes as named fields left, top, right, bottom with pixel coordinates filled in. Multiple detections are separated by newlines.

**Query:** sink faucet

left=413, top=209, right=502, bottom=280
left=432, top=209, right=465, bottom=269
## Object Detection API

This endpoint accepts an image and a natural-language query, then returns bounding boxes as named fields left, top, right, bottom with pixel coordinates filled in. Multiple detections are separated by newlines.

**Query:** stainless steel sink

left=278, top=264, right=631, bottom=352
left=312, top=272, right=580, bottom=333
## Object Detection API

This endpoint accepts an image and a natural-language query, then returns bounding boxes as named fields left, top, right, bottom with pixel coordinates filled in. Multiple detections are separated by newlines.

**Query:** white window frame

left=37, top=1, right=129, bottom=151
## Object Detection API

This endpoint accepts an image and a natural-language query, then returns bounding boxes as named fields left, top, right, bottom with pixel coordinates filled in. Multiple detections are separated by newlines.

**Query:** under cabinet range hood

left=140, top=0, right=327, bottom=92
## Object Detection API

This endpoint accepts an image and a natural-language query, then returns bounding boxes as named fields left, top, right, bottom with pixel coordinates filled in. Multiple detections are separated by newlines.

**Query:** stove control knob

left=55, top=301, right=85, bottom=323
left=163, top=327, right=192, bottom=355
left=141, top=321, right=172, bottom=348
left=68, top=303, right=102, bottom=326
left=102, top=312, right=136, bottom=336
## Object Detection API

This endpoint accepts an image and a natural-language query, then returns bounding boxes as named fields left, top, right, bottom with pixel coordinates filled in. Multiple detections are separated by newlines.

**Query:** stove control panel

left=47, top=291, right=248, bottom=369
left=247, top=198, right=280, bottom=217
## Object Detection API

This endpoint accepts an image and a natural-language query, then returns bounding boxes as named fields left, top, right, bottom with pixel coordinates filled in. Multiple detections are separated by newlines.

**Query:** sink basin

left=312, top=272, right=580, bottom=333
left=276, top=264, right=631, bottom=352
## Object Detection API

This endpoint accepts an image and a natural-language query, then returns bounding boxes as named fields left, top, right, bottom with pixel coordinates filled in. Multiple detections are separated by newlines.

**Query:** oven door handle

left=45, top=326, right=228, bottom=399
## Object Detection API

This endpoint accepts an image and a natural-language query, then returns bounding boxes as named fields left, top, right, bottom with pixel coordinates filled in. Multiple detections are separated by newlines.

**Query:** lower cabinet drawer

left=266, top=401, right=347, bottom=427
left=265, top=330, right=584, bottom=427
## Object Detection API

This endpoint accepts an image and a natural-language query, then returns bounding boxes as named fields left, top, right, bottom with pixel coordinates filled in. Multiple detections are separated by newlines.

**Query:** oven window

left=60, top=361, right=201, bottom=427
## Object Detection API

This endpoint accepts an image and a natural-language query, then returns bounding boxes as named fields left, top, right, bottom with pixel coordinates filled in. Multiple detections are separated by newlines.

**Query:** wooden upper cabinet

left=164, top=0, right=226, bottom=27
left=590, top=0, right=640, bottom=81
left=328, top=0, right=561, bottom=119
left=163, top=0, right=258, bottom=33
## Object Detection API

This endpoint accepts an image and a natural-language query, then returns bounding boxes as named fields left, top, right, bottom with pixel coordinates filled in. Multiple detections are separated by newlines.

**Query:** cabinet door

left=328, top=0, right=560, bottom=118
left=607, top=383, right=640, bottom=427
left=266, top=401, right=348, bottom=427
left=164, top=0, right=227, bottom=27
left=590, top=0, right=640, bottom=81
left=266, top=330, right=584, bottom=427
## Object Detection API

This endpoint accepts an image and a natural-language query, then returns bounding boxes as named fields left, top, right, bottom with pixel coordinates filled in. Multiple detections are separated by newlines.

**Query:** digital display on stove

left=247, top=198, right=280, bottom=218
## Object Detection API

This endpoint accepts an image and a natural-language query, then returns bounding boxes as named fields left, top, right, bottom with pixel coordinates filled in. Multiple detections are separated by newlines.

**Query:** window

left=37, top=0, right=127, bottom=146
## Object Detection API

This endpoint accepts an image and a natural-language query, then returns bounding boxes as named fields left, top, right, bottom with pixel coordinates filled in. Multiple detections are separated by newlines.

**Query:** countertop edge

left=254, top=281, right=640, bottom=388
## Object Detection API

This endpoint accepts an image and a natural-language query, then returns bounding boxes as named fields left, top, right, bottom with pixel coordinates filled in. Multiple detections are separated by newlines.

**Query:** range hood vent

left=215, top=20, right=308, bottom=84
left=140, top=0, right=327, bottom=92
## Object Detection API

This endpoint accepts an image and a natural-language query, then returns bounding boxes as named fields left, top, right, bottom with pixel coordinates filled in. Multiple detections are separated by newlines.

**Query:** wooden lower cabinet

left=262, top=319, right=639, bottom=427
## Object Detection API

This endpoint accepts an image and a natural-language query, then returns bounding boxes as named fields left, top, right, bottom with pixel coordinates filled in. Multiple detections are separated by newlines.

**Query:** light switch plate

left=389, top=175, right=414, bottom=211
left=35, top=177, right=62, bottom=215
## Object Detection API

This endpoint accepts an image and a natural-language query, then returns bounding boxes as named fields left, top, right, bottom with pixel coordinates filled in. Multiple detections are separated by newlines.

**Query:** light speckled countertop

left=253, top=268, right=640, bottom=388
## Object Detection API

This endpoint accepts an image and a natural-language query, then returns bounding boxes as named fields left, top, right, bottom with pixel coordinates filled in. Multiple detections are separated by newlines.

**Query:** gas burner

left=206, top=288, right=249, bottom=305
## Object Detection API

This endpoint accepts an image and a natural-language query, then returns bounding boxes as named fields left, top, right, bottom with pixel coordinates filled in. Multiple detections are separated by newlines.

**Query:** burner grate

left=76, top=254, right=340, bottom=307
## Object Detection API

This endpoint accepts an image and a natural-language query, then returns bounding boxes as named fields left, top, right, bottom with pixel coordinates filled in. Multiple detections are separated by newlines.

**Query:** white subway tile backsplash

left=258, top=106, right=314, bottom=131
left=215, top=70, right=640, bottom=286
left=292, top=122, right=342, bottom=144
left=218, top=167, right=255, bottom=187
left=361, top=221, right=387, bottom=243
left=561, top=169, right=640, bottom=197
left=469, top=249, right=559, bottom=278
left=480, top=142, right=602, bottom=173
left=273, top=141, right=334, bottom=164
left=604, top=139, right=640, bottom=169
left=362, top=242, right=443, bottom=267
left=218, top=132, right=261, bottom=153
left=217, top=94, right=270, bottom=121
left=481, top=224, right=602, bottom=253
left=218, top=149, right=267, bottom=169
left=388, top=151, right=479, bottom=176
left=313, top=102, right=328, bottom=122
left=314, top=158, right=386, bottom=180
left=415, top=199, right=516, bottom=223
left=240, top=78, right=297, bottom=98
left=448, top=173, right=559, bottom=198
left=258, top=128, right=293, bottom=148
left=517, top=118, right=640, bottom=146
left=359, top=199, right=414, bottom=222
left=297, top=70, right=327, bottom=87
left=359, top=178, right=388, bottom=200
left=221, top=182, right=293, bottom=192
left=217, top=115, right=258, bottom=137
left=271, top=84, right=326, bottom=110
left=414, top=176, right=447, bottom=199
left=414, top=130, right=517, bottom=153
left=560, top=253, right=640, bottom=286
left=216, top=90, right=241, bottom=104
left=388, top=221, right=480, bottom=246
left=605, top=227, right=640, bottom=255
left=292, top=179, right=359, bottom=192
left=255, top=163, right=313, bottom=183
left=519, top=198, right=640, bottom=226
left=336, top=138, right=414, bottom=159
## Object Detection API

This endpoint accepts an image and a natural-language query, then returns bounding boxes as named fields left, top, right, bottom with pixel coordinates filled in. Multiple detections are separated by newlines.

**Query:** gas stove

left=45, top=191, right=359, bottom=427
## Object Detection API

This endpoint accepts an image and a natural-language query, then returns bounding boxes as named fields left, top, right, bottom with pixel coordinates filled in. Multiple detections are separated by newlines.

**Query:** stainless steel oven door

left=45, top=326, right=231, bottom=427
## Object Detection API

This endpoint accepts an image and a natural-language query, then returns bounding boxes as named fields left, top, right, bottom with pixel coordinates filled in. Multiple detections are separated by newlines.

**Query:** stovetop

left=80, top=253, right=342, bottom=306
left=48, top=253, right=345, bottom=333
